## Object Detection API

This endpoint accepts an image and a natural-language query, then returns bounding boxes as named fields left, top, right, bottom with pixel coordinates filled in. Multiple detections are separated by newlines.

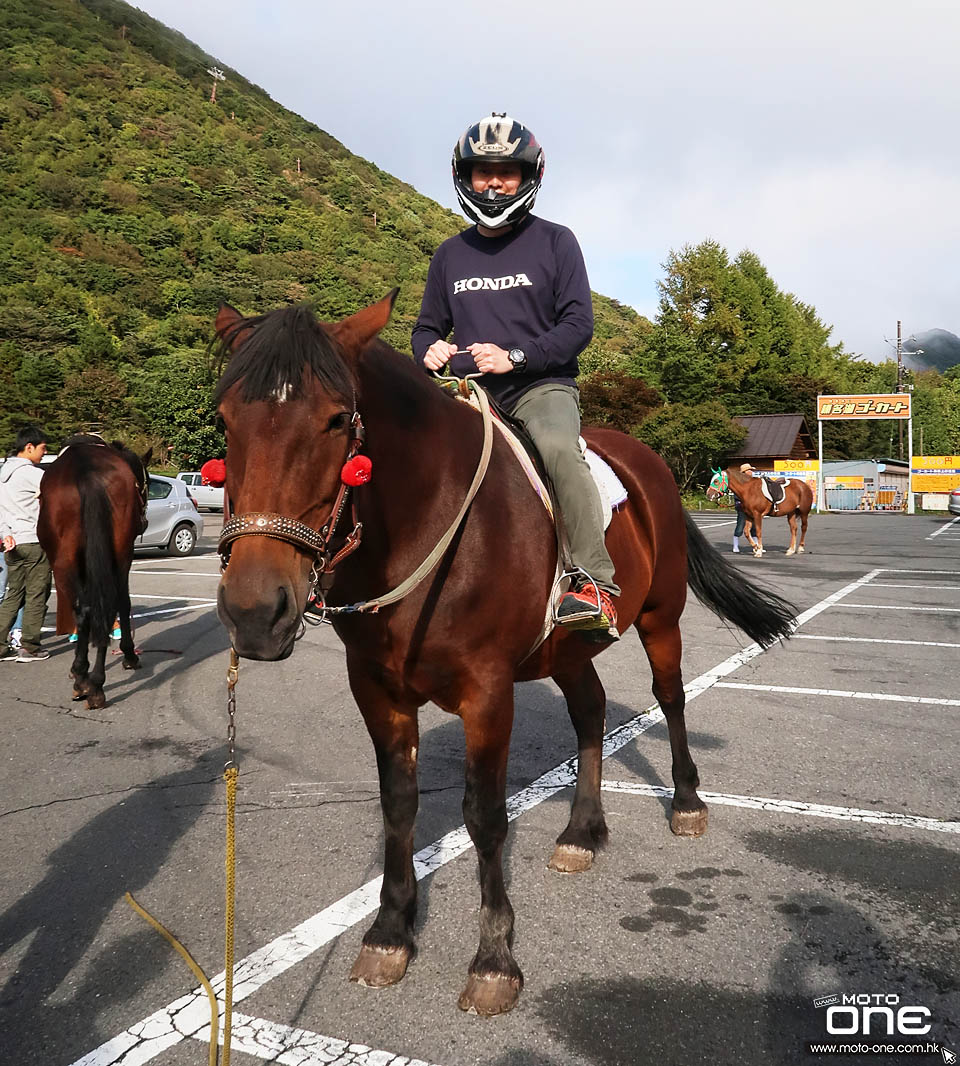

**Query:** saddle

left=759, top=476, right=787, bottom=512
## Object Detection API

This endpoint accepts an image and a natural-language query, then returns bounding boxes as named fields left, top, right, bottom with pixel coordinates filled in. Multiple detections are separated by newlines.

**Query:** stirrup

left=553, top=567, right=603, bottom=625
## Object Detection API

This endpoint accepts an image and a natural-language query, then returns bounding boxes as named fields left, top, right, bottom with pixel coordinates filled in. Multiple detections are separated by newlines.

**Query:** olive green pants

left=0, top=543, right=52, bottom=653
left=510, top=383, right=619, bottom=595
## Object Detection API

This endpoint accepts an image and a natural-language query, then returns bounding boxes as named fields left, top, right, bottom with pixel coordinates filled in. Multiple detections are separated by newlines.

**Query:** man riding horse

left=412, top=113, right=619, bottom=642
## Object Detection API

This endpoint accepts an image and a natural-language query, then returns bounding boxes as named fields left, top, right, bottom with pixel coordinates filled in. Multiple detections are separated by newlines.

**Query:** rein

left=217, top=377, right=495, bottom=618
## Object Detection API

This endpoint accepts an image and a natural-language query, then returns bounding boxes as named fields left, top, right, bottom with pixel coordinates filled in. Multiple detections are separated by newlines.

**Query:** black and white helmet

left=452, top=113, right=544, bottom=229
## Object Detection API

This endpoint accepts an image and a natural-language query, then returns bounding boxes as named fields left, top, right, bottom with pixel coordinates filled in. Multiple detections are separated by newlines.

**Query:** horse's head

left=705, top=467, right=728, bottom=502
left=214, top=292, right=396, bottom=660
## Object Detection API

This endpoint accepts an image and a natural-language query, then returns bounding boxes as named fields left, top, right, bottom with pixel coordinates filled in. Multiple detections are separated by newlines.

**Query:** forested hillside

left=1, top=0, right=957, bottom=483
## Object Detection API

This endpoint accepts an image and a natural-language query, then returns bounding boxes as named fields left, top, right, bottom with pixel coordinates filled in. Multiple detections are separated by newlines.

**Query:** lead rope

left=123, top=650, right=240, bottom=1066
left=222, top=648, right=239, bottom=1066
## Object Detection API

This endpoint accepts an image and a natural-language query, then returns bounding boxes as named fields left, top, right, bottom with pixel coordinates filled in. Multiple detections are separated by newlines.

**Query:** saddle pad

left=456, top=391, right=627, bottom=529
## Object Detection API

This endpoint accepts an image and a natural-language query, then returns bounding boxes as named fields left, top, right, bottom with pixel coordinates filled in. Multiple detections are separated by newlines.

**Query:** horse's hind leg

left=548, top=661, right=608, bottom=873
left=458, top=678, right=523, bottom=1015
left=117, top=581, right=139, bottom=670
left=70, top=610, right=91, bottom=701
left=85, top=641, right=109, bottom=709
left=348, top=671, right=419, bottom=989
left=637, top=616, right=707, bottom=837
left=798, top=508, right=809, bottom=552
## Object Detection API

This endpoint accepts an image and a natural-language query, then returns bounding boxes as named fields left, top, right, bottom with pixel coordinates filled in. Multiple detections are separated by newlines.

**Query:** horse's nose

left=217, top=576, right=300, bottom=660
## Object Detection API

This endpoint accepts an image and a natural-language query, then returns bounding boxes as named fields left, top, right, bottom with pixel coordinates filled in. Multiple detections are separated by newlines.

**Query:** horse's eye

left=327, top=411, right=350, bottom=432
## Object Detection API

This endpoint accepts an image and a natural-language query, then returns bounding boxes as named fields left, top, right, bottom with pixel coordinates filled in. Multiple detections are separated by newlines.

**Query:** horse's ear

left=141, top=447, right=153, bottom=468
left=331, top=289, right=399, bottom=357
left=215, top=304, right=253, bottom=351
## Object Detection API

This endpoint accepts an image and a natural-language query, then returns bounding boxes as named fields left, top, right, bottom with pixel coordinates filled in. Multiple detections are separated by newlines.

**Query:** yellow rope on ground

left=124, top=764, right=240, bottom=1066
left=124, top=891, right=219, bottom=1066
left=222, top=764, right=238, bottom=1066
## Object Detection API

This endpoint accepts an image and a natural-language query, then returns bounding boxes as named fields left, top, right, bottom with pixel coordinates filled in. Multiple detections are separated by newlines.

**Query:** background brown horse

left=38, top=438, right=148, bottom=708
left=213, top=297, right=795, bottom=1016
left=707, top=467, right=812, bottom=556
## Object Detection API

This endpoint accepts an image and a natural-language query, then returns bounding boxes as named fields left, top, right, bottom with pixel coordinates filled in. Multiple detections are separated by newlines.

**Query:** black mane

left=214, top=305, right=354, bottom=405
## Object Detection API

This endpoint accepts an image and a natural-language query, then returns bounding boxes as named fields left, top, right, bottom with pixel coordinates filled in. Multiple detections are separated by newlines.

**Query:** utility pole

left=207, top=66, right=225, bottom=104
left=297, top=157, right=301, bottom=174
left=896, top=320, right=904, bottom=460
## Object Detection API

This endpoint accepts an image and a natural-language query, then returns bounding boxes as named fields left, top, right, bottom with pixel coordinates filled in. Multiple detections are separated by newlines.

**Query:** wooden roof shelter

left=728, top=413, right=817, bottom=465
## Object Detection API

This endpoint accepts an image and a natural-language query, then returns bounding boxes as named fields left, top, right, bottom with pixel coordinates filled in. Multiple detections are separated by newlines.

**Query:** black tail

left=78, top=478, right=121, bottom=646
left=684, top=512, right=796, bottom=649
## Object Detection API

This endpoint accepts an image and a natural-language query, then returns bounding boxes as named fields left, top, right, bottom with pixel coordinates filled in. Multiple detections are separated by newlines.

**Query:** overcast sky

left=136, top=0, right=959, bottom=362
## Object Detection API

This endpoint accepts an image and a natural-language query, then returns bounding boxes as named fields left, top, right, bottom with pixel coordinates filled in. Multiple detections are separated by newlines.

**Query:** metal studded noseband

left=219, top=512, right=329, bottom=556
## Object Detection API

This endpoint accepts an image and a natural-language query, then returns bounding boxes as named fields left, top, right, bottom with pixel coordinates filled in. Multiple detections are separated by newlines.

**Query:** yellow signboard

left=774, top=459, right=820, bottom=472
left=817, top=394, right=911, bottom=420
left=911, top=456, right=960, bottom=493
left=828, top=476, right=865, bottom=487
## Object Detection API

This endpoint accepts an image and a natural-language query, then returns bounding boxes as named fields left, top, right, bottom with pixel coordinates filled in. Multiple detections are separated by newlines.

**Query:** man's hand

left=423, top=340, right=459, bottom=372
left=469, top=343, right=512, bottom=375
left=2, top=535, right=15, bottom=552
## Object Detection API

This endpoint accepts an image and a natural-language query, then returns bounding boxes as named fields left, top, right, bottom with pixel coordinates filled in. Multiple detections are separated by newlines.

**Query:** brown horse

left=213, top=296, right=795, bottom=1016
left=706, top=467, right=813, bottom=557
left=37, top=437, right=149, bottom=708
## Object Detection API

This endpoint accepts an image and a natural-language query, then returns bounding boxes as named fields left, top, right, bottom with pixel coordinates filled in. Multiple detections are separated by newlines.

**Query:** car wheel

left=168, top=523, right=197, bottom=556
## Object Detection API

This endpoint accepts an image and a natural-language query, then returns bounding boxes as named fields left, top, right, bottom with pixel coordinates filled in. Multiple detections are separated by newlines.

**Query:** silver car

left=176, top=471, right=224, bottom=512
left=137, top=474, right=205, bottom=556
left=949, top=486, right=960, bottom=516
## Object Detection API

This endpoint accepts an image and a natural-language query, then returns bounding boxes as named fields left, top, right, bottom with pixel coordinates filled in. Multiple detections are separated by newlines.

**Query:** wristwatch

left=508, top=348, right=527, bottom=372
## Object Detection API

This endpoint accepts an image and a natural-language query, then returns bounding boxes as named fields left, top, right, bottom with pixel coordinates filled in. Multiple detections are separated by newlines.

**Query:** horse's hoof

left=548, top=843, right=594, bottom=873
left=798, top=546, right=805, bottom=553
left=349, top=943, right=411, bottom=988
left=785, top=548, right=795, bottom=556
left=85, top=692, right=107, bottom=710
left=122, top=656, right=141, bottom=671
left=457, top=972, right=522, bottom=1016
left=671, top=806, right=708, bottom=837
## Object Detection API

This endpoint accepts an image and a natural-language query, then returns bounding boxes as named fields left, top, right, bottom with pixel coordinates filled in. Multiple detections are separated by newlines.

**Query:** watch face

left=509, top=349, right=526, bottom=366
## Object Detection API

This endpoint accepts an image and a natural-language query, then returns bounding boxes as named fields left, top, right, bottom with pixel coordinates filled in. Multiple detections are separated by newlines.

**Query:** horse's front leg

left=548, top=661, right=608, bottom=872
left=785, top=512, right=798, bottom=555
left=349, top=669, right=420, bottom=989
left=458, top=678, right=523, bottom=1016
left=752, top=514, right=765, bottom=556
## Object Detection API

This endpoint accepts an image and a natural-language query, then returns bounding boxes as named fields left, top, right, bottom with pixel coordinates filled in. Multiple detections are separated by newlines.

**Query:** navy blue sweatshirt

left=411, top=215, right=594, bottom=411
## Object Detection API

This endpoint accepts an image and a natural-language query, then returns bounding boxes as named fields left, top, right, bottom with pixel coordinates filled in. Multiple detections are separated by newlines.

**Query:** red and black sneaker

left=557, top=583, right=619, bottom=643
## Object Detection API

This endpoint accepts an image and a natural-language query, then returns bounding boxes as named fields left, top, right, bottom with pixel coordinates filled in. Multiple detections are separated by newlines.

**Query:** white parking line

left=714, top=681, right=960, bottom=707
left=876, top=568, right=960, bottom=575
left=131, top=594, right=218, bottom=603
left=927, top=517, right=960, bottom=539
left=133, top=571, right=222, bottom=578
left=836, top=603, right=960, bottom=613
left=795, top=634, right=960, bottom=649
left=600, top=782, right=960, bottom=835
left=61, top=565, right=909, bottom=1066
left=867, top=582, right=960, bottom=591
left=131, top=603, right=216, bottom=620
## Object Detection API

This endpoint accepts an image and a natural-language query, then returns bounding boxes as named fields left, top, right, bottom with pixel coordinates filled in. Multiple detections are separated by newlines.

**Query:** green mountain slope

left=0, top=0, right=651, bottom=461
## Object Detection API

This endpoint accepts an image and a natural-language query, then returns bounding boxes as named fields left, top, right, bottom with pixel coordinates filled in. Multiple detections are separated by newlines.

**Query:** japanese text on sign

left=816, top=394, right=911, bottom=420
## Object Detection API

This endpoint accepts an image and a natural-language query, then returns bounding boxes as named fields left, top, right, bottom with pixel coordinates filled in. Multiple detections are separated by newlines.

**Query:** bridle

left=216, top=376, right=495, bottom=621
left=217, top=408, right=367, bottom=599
left=707, top=468, right=729, bottom=498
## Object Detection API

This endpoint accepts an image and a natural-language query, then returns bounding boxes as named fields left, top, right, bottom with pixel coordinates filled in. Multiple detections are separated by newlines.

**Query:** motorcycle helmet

left=452, top=112, right=544, bottom=229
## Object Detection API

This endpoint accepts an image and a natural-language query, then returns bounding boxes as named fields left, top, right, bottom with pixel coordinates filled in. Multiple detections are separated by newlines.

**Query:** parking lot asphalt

left=1, top=509, right=958, bottom=1066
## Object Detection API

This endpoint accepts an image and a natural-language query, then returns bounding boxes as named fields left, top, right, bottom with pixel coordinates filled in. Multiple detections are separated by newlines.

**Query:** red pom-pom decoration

left=341, top=455, right=372, bottom=486
left=200, top=458, right=227, bottom=486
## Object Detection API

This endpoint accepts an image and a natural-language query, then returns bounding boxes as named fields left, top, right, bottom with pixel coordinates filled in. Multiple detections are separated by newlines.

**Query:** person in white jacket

left=0, top=427, right=52, bottom=662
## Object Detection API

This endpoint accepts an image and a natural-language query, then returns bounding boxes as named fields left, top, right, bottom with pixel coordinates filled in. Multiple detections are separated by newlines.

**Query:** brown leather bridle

left=217, top=410, right=366, bottom=588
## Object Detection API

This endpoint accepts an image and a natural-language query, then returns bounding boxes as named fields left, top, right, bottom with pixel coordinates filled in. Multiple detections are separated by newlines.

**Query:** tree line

left=1, top=0, right=957, bottom=490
